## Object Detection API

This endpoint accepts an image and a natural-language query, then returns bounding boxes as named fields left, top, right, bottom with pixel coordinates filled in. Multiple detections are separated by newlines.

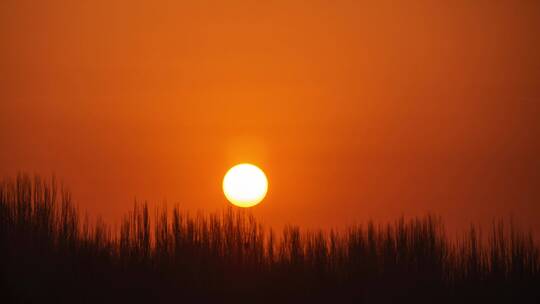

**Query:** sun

left=223, top=163, right=268, bottom=208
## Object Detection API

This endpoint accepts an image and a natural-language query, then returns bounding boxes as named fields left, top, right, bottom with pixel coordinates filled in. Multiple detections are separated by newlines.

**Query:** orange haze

left=1, top=1, right=540, bottom=233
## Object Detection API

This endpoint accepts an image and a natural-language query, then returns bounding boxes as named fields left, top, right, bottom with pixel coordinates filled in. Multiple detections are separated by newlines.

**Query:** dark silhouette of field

left=1, top=175, right=539, bottom=303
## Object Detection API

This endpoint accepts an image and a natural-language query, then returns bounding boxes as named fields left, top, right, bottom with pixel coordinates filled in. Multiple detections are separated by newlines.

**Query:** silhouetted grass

left=1, top=174, right=539, bottom=303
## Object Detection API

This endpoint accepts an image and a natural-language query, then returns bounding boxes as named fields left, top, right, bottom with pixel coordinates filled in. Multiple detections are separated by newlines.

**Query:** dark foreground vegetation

left=1, top=175, right=539, bottom=303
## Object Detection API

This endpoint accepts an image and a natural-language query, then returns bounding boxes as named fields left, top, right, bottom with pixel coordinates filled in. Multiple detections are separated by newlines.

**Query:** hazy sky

left=1, top=0, right=539, bottom=232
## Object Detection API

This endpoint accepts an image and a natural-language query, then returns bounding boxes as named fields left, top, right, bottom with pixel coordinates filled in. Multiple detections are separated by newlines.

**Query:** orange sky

left=1, top=1, right=539, bottom=232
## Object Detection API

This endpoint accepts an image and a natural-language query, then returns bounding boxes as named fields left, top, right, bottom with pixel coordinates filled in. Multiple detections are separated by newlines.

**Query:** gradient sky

left=1, top=1, right=539, bottom=232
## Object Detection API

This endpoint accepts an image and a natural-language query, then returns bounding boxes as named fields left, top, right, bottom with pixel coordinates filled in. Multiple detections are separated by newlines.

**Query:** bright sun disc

left=223, top=163, right=268, bottom=208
